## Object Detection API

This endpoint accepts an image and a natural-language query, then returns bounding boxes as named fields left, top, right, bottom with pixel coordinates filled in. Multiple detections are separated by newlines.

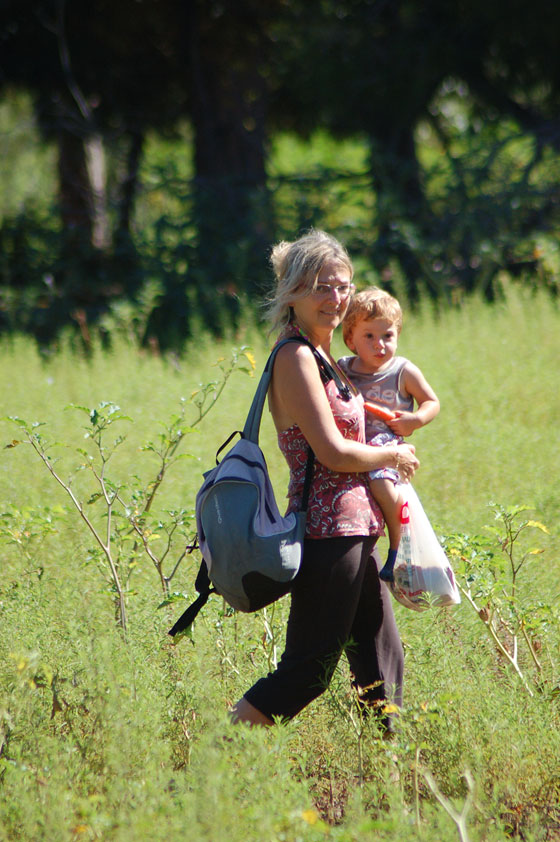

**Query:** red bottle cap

left=400, top=501, right=410, bottom=524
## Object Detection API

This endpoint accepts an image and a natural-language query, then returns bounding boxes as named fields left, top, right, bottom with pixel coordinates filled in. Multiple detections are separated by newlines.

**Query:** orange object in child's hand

left=364, top=401, right=396, bottom=422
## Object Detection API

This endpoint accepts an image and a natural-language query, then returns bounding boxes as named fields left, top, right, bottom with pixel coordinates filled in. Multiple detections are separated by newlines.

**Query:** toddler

left=338, top=289, right=440, bottom=581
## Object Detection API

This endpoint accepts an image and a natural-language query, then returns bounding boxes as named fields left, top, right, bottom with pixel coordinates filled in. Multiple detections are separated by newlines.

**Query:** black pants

left=244, top=536, right=404, bottom=723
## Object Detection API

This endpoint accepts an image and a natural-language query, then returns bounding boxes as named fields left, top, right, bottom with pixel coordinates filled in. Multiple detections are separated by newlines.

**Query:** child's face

left=347, top=317, right=399, bottom=373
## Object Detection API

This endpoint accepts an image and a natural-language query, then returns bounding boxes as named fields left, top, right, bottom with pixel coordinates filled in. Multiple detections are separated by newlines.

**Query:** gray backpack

left=169, top=337, right=322, bottom=636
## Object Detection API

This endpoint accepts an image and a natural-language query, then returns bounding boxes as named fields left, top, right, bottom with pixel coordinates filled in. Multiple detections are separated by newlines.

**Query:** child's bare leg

left=370, top=478, right=402, bottom=550
left=369, top=477, right=403, bottom=582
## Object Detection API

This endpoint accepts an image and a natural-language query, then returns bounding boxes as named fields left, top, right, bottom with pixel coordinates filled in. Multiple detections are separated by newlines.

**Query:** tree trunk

left=56, top=124, right=110, bottom=310
left=57, top=126, right=93, bottom=243
left=118, top=131, right=144, bottom=239
left=185, top=1, right=273, bottom=332
left=84, top=132, right=110, bottom=251
left=369, top=123, right=428, bottom=303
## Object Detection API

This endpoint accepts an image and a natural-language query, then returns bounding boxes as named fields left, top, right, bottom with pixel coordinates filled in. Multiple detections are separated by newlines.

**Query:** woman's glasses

left=312, top=282, right=355, bottom=300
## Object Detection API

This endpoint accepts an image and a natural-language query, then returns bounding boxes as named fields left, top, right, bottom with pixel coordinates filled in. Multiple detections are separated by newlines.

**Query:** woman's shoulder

left=274, top=337, right=316, bottom=366
left=273, top=334, right=320, bottom=373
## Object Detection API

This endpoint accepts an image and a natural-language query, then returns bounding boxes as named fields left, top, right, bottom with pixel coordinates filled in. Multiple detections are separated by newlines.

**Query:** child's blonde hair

left=342, top=288, right=403, bottom=348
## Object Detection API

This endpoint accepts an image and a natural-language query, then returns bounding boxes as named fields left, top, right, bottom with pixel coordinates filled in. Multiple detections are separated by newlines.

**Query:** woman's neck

left=291, top=320, right=333, bottom=354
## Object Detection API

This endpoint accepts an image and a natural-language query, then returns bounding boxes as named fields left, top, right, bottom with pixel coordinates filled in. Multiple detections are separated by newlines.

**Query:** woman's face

left=290, top=261, right=354, bottom=336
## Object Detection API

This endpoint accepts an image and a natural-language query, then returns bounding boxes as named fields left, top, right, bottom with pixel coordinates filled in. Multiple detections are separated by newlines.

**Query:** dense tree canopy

left=1, top=0, right=559, bottom=343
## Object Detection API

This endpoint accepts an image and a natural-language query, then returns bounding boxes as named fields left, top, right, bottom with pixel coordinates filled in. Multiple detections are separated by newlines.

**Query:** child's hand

left=388, top=411, right=421, bottom=437
left=363, top=401, right=395, bottom=423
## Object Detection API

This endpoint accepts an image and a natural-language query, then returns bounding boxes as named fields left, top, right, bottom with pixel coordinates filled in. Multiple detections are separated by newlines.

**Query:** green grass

left=1, top=287, right=559, bottom=841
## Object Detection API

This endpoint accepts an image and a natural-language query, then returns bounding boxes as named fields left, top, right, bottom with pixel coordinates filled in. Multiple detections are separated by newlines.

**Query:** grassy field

left=1, top=286, right=559, bottom=841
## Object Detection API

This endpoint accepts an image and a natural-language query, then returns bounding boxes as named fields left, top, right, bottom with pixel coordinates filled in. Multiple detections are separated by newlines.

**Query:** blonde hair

left=342, top=288, right=403, bottom=347
left=264, top=229, right=354, bottom=332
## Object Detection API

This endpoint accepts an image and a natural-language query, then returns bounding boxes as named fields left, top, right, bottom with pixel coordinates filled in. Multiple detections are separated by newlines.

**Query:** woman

left=230, top=230, right=419, bottom=728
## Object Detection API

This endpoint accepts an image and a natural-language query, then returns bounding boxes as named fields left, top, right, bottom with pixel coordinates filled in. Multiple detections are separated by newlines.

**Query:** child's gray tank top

left=338, top=355, right=413, bottom=439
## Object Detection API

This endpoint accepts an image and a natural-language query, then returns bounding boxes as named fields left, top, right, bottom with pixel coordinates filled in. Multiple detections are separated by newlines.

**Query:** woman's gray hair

left=263, top=229, right=354, bottom=332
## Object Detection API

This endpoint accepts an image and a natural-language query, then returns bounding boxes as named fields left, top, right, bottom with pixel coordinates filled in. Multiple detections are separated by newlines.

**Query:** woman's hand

left=392, top=443, right=419, bottom=483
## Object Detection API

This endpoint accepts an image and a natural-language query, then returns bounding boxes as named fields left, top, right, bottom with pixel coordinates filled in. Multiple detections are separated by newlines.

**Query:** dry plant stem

left=422, top=768, right=474, bottom=842
left=261, top=606, right=279, bottom=671
left=119, top=490, right=193, bottom=596
left=130, top=517, right=167, bottom=593
left=414, top=744, right=421, bottom=828
left=459, top=584, right=533, bottom=697
left=325, top=681, right=367, bottom=787
left=142, top=368, right=231, bottom=516
left=521, top=622, right=543, bottom=674
left=27, top=435, right=127, bottom=632
left=129, top=427, right=186, bottom=564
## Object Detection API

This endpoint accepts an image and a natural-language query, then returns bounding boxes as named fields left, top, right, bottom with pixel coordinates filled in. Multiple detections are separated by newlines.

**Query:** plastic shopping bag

left=388, top=484, right=461, bottom=612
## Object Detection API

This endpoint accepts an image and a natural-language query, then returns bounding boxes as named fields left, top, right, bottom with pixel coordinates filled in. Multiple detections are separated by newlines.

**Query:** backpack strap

left=242, top=337, right=298, bottom=443
left=168, top=560, right=215, bottom=638
left=243, top=335, right=352, bottom=443
left=308, top=347, right=352, bottom=400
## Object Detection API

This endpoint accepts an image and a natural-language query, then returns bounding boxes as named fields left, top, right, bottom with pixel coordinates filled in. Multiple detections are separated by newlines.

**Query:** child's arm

left=388, top=362, right=440, bottom=437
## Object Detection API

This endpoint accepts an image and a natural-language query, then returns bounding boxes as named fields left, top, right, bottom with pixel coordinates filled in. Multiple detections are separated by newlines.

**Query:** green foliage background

left=2, top=87, right=560, bottom=346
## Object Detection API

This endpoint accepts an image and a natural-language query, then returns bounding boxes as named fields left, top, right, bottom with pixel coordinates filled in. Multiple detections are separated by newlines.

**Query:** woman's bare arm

left=269, top=343, right=419, bottom=478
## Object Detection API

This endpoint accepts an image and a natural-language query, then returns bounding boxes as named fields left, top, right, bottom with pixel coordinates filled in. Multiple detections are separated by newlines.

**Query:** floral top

left=278, top=377, right=384, bottom=539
